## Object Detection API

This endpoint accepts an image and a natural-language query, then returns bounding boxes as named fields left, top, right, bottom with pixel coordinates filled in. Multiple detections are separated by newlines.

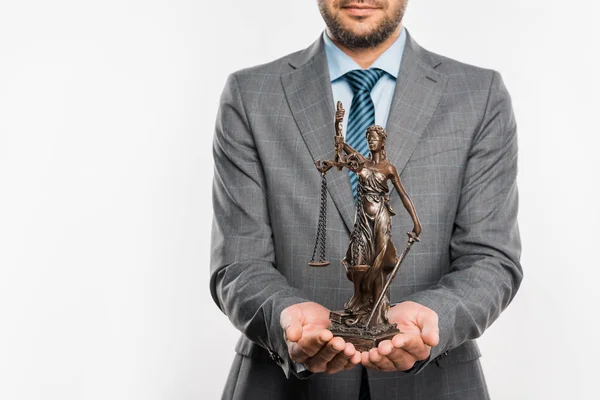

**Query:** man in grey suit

left=210, top=0, right=522, bottom=398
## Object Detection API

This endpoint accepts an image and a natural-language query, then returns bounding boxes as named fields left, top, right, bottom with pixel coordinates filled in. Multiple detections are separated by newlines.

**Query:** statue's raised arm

left=315, top=101, right=361, bottom=174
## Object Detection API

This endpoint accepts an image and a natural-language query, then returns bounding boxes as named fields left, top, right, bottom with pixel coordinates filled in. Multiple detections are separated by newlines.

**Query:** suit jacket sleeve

left=210, top=73, right=311, bottom=378
left=404, top=70, right=523, bottom=373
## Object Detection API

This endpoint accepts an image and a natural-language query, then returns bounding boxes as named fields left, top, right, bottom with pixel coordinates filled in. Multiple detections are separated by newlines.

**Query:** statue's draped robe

left=342, top=159, right=399, bottom=326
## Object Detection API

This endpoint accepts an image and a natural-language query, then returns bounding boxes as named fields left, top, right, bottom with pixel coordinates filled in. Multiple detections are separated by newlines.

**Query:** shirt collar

left=322, top=25, right=407, bottom=82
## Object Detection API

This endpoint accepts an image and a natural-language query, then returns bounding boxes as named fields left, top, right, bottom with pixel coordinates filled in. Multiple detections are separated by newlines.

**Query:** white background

left=1, top=1, right=598, bottom=399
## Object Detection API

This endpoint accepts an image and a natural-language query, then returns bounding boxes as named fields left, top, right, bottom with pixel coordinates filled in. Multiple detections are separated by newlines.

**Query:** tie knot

left=344, top=68, right=385, bottom=93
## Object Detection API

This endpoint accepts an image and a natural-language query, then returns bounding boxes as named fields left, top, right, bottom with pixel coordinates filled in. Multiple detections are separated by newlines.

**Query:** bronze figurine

left=310, top=101, right=422, bottom=351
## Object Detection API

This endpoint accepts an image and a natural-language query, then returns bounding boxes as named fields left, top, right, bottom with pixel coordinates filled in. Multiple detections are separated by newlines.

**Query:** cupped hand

left=280, top=302, right=361, bottom=374
left=361, top=301, right=439, bottom=372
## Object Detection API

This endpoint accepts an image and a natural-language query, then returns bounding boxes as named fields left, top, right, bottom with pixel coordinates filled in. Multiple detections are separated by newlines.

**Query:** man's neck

left=326, top=25, right=402, bottom=69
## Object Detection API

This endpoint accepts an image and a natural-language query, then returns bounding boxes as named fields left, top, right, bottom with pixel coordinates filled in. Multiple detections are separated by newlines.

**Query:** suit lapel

left=282, top=38, right=356, bottom=232
left=385, top=30, right=449, bottom=175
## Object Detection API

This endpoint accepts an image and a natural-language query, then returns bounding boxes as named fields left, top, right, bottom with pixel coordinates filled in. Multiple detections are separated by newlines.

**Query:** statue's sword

left=364, top=234, right=419, bottom=328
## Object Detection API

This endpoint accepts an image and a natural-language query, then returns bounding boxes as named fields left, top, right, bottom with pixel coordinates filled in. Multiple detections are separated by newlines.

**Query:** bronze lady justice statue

left=311, top=102, right=422, bottom=350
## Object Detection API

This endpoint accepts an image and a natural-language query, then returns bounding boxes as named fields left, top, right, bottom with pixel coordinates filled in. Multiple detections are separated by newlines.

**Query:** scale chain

left=310, top=173, right=329, bottom=264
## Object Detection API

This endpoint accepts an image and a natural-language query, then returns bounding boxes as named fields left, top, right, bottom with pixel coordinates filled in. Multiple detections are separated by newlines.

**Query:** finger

left=368, top=348, right=395, bottom=371
left=377, top=340, right=394, bottom=356
left=345, top=349, right=362, bottom=370
left=289, top=329, right=332, bottom=362
left=342, top=344, right=361, bottom=370
left=346, top=343, right=362, bottom=365
left=306, top=337, right=345, bottom=372
left=391, top=334, right=430, bottom=360
left=361, top=352, right=380, bottom=371
left=368, top=348, right=383, bottom=364
left=361, top=351, right=370, bottom=365
left=342, top=342, right=356, bottom=359
left=280, top=309, right=303, bottom=343
left=361, top=359, right=379, bottom=371
left=382, top=343, right=419, bottom=371
left=324, top=343, right=355, bottom=374
left=362, top=350, right=394, bottom=372
left=288, top=341, right=310, bottom=363
left=298, top=329, right=334, bottom=358
left=417, top=311, right=440, bottom=347
left=325, top=353, right=351, bottom=374
left=392, top=334, right=428, bottom=357
left=314, top=337, right=346, bottom=363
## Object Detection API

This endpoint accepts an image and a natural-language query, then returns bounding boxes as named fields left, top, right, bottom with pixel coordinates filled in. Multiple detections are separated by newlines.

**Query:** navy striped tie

left=344, top=68, right=385, bottom=200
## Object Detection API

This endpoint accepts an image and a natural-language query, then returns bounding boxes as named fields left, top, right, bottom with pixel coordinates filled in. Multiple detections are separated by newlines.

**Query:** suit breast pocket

left=408, top=130, right=470, bottom=166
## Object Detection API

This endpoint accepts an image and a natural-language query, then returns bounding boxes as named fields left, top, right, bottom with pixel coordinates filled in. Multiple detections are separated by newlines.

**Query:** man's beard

left=318, top=0, right=407, bottom=49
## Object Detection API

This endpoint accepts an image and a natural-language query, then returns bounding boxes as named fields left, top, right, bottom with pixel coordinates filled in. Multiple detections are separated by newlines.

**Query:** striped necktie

left=344, top=68, right=385, bottom=200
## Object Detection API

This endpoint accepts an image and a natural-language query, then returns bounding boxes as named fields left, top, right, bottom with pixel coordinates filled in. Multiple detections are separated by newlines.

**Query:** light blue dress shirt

left=322, top=26, right=407, bottom=136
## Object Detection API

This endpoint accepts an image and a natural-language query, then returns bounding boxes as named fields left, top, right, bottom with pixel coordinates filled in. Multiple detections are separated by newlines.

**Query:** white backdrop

left=1, top=1, right=598, bottom=399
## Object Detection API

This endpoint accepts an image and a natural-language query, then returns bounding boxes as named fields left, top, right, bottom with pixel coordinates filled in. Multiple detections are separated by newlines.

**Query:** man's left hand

left=361, top=301, right=439, bottom=372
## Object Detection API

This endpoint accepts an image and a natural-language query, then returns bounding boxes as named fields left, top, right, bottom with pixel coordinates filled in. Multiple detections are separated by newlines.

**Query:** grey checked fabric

left=210, top=27, right=521, bottom=400
left=222, top=354, right=490, bottom=400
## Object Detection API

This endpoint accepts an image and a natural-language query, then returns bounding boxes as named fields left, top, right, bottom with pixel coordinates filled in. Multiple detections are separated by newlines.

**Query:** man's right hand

left=280, top=301, right=361, bottom=374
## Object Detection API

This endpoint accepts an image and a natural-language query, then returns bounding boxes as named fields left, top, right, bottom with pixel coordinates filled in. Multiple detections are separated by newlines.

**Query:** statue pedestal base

left=329, top=310, right=400, bottom=352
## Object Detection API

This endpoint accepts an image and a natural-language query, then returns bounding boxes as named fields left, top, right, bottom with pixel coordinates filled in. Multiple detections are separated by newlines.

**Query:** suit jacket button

left=268, top=349, right=283, bottom=364
left=434, top=350, right=449, bottom=366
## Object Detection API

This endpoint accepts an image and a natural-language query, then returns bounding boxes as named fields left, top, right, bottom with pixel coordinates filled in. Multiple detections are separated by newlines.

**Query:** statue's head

left=366, top=125, right=387, bottom=158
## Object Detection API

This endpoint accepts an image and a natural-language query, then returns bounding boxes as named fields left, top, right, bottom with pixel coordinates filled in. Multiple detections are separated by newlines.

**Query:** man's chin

left=339, top=14, right=382, bottom=30
left=337, top=25, right=382, bottom=40
left=338, top=17, right=392, bottom=36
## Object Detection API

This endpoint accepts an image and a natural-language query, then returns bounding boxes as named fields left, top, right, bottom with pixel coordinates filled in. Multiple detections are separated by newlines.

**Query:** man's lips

left=342, top=4, right=380, bottom=17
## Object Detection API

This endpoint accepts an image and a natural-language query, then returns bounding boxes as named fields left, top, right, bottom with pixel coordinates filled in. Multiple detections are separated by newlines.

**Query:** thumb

left=418, top=311, right=440, bottom=347
left=280, top=307, right=303, bottom=343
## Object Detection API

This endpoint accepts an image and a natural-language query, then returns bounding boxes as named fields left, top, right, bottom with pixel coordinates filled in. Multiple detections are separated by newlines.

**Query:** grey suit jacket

left=210, top=28, right=522, bottom=400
